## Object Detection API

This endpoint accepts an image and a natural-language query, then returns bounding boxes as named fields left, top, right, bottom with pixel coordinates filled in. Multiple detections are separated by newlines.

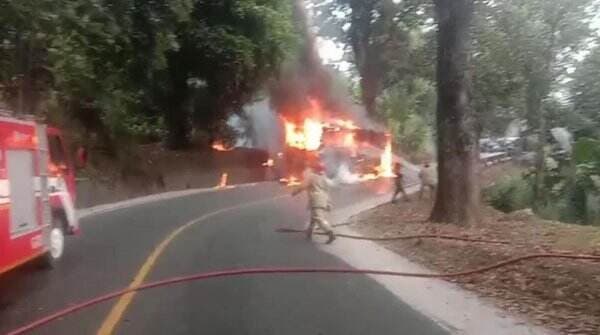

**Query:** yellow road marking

left=96, top=195, right=287, bottom=335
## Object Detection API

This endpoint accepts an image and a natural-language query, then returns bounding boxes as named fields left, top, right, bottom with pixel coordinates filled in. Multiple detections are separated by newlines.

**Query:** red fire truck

left=0, top=112, right=79, bottom=275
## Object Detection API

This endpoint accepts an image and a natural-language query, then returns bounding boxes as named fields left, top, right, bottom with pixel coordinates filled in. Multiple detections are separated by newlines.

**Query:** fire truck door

left=7, top=150, right=36, bottom=237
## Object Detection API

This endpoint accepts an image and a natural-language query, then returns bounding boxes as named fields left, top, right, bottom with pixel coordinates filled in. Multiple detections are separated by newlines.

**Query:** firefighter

left=419, top=162, right=437, bottom=200
left=291, top=161, right=336, bottom=244
left=391, top=162, right=410, bottom=203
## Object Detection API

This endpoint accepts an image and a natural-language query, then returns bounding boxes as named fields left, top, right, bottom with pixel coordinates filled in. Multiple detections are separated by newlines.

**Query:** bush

left=485, top=138, right=600, bottom=225
left=485, top=174, right=534, bottom=213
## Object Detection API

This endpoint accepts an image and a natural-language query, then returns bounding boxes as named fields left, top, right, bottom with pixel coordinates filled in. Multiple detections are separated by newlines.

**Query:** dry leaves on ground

left=351, top=164, right=600, bottom=334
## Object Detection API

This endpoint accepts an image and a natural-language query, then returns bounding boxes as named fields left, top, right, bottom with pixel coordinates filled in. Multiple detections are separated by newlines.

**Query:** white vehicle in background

left=479, top=138, right=502, bottom=153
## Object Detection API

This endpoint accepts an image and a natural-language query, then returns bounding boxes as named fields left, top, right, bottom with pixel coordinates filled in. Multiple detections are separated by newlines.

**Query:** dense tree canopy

left=313, top=0, right=429, bottom=116
left=316, top=0, right=599, bottom=224
left=572, top=44, right=600, bottom=138
left=2, top=0, right=599, bottom=224
left=317, top=0, right=598, bottom=138
left=0, top=0, right=298, bottom=149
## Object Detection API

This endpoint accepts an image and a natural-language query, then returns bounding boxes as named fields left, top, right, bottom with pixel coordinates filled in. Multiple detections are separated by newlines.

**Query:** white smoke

left=319, top=147, right=361, bottom=184
left=551, top=127, right=573, bottom=153
left=228, top=98, right=283, bottom=153
left=333, top=163, right=361, bottom=184
left=505, top=119, right=528, bottom=138
left=245, top=98, right=283, bottom=153
left=226, top=114, right=251, bottom=147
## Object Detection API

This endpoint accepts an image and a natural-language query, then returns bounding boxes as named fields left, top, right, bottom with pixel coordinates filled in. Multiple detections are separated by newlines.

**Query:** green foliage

left=0, top=0, right=298, bottom=149
left=487, top=138, right=600, bottom=225
left=160, top=0, right=299, bottom=148
left=533, top=141, right=600, bottom=224
left=485, top=174, right=535, bottom=213
left=472, top=2, right=526, bottom=135
left=377, top=78, right=435, bottom=154
left=571, top=46, right=600, bottom=138
left=469, top=0, right=596, bottom=137
left=571, top=139, right=600, bottom=224
left=573, top=138, right=600, bottom=165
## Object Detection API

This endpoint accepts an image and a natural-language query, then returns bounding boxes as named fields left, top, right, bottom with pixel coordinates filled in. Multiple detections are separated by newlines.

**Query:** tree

left=0, top=0, right=196, bottom=148
left=471, top=0, right=527, bottom=137
left=0, top=0, right=298, bottom=151
left=314, top=0, right=427, bottom=116
left=496, top=0, right=594, bottom=202
left=0, top=0, right=61, bottom=115
left=465, top=0, right=596, bottom=204
left=571, top=44, right=600, bottom=138
left=429, top=0, right=480, bottom=225
left=160, top=0, right=298, bottom=148
left=378, top=78, right=435, bottom=154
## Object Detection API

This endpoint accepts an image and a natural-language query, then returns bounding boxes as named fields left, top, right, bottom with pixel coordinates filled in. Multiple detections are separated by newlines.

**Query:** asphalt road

left=0, top=178, right=447, bottom=335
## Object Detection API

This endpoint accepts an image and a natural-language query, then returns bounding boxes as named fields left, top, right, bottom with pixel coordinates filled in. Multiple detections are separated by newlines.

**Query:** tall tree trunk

left=429, top=0, right=480, bottom=225
left=164, top=54, right=191, bottom=150
left=526, top=14, right=560, bottom=208
left=525, top=76, right=546, bottom=205
left=164, top=90, right=191, bottom=150
left=360, top=71, right=378, bottom=116
left=349, top=0, right=378, bottom=116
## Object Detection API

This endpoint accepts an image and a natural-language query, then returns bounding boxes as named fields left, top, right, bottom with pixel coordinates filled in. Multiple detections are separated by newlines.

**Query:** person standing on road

left=292, top=161, right=336, bottom=244
left=419, top=162, right=437, bottom=200
left=391, top=162, right=410, bottom=203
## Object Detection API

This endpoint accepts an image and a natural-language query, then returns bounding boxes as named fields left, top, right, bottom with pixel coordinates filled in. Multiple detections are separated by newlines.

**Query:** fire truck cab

left=0, top=112, right=79, bottom=275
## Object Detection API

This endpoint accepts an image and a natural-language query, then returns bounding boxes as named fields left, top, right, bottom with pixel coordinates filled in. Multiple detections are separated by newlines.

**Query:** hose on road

left=6, top=254, right=600, bottom=335
left=276, top=227, right=512, bottom=244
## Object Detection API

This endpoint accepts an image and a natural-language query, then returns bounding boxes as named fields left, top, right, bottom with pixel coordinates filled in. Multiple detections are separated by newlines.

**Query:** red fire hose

left=276, top=227, right=512, bottom=244
left=6, top=253, right=600, bottom=335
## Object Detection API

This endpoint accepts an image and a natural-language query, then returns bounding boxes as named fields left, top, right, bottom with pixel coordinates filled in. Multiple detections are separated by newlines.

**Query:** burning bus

left=209, top=98, right=396, bottom=185
left=272, top=99, right=394, bottom=185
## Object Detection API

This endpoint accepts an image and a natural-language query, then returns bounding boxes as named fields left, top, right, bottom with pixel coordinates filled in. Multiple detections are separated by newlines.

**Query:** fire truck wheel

left=39, top=216, right=66, bottom=268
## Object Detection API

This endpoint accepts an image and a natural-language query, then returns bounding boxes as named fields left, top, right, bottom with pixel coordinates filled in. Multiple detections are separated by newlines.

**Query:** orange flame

left=343, top=132, right=354, bottom=147
left=283, top=118, right=323, bottom=151
left=377, top=136, right=395, bottom=177
left=333, top=119, right=359, bottom=130
left=360, top=173, right=378, bottom=181
left=343, top=132, right=357, bottom=157
left=279, top=176, right=302, bottom=187
left=212, top=141, right=232, bottom=151
left=215, top=173, right=228, bottom=188
left=304, top=119, right=323, bottom=150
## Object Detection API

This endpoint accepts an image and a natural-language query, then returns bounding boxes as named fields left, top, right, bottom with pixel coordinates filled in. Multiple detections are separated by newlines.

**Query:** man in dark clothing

left=391, top=162, right=410, bottom=203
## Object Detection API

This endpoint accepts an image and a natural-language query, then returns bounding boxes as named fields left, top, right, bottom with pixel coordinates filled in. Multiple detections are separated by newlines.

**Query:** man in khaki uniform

left=419, top=162, right=437, bottom=200
left=292, top=161, right=336, bottom=244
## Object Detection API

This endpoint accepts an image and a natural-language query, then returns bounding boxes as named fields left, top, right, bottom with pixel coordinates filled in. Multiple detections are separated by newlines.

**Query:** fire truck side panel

left=0, top=212, right=46, bottom=274
left=0, top=120, right=49, bottom=275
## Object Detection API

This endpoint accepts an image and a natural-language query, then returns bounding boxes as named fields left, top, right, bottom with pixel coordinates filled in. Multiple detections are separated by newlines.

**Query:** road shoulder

left=321, top=195, right=555, bottom=335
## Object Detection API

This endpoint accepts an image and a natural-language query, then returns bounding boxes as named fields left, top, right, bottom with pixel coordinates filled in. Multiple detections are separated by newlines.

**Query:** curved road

left=0, top=178, right=447, bottom=335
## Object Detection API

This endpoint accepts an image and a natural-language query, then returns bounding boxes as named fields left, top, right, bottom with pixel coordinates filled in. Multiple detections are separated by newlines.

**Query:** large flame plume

left=377, top=136, right=395, bottom=177
left=284, top=118, right=324, bottom=151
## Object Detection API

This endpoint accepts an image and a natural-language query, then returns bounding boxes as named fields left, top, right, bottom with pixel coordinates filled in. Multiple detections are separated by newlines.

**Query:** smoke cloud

left=268, top=0, right=377, bottom=129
